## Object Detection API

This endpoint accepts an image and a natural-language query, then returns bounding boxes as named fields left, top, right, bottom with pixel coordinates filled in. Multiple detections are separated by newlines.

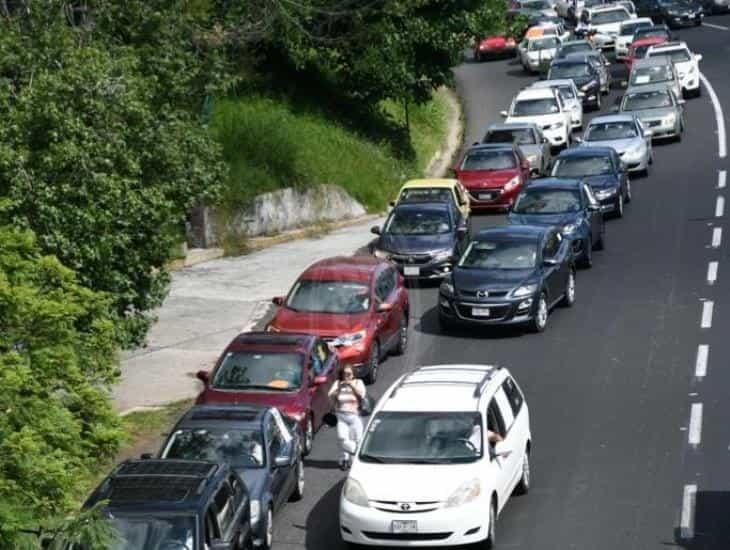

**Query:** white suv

left=586, top=5, right=632, bottom=50
left=340, top=364, right=531, bottom=548
left=646, top=41, right=703, bottom=98
left=502, top=87, right=571, bottom=149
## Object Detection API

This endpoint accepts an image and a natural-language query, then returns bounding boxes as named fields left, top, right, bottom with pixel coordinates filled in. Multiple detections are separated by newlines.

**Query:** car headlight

left=544, top=122, right=564, bottom=130
left=250, top=499, right=261, bottom=526
left=581, top=80, right=599, bottom=91
left=373, top=248, right=390, bottom=260
left=511, top=283, right=538, bottom=298
left=663, top=114, right=677, bottom=125
left=628, top=143, right=644, bottom=155
left=432, top=249, right=453, bottom=262
left=332, top=330, right=367, bottom=348
left=343, top=478, right=369, bottom=507
left=503, top=175, right=521, bottom=192
left=561, top=223, right=578, bottom=235
left=594, top=187, right=617, bottom=199
left=445, top=478, right=481, bottom=508
left=687, top=65, right=697, bottom=75
left=440, top=279, right=455, bottom=295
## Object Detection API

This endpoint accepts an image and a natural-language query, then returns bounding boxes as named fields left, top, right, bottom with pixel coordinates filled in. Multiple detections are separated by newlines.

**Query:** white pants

left=336, top=411, right=363, bottom=462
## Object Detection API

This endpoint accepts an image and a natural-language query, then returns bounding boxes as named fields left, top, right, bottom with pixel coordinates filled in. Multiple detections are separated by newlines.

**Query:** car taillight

left=506, top=38, right=516, bottom=46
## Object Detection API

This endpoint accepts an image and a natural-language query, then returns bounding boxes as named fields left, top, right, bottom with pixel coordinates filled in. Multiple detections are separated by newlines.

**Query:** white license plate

left=478, top=192, right=494, bottom=200
left=472, top=307, right=491, bottom=317
left=391, top=520, right=418, bottom=534
left=404, top=266, right=420, bottom=276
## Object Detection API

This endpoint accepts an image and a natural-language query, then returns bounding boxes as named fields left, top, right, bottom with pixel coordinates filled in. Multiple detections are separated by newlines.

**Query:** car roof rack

left=389, top=365, right=501, bottom=399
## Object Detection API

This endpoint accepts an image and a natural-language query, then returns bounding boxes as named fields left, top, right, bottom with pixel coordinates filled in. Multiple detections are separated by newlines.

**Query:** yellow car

left=392, top=178, right=471, bottom=220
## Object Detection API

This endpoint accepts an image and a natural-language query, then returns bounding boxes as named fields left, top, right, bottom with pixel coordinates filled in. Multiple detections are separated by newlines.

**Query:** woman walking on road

left=329, top=365, right=366, bottom=470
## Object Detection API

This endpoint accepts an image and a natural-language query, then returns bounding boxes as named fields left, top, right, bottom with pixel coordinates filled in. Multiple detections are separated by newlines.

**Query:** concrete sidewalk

left=113, top=216, right=384, bottom=413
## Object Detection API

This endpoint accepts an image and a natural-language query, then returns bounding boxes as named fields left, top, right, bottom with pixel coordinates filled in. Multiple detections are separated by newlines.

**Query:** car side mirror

left=377, top=302, right=394, bottom=313
left=272, top=296, right=284, bottom=306
left=313, top=374, right=328, bottom=386
left=644, top=129, right=653, bottom=138
left=196, top=370, right=210, bottom=384
left=500, top=110, right=509, bottom=117
left=696, top=54, right=703, bottom=62
left=370, top=225, right=382, bottom=235
left=210, top=539, right=233, bottom=550
left=677, top=98, right=686, bottom=105
left=543, top=257, right=559, bottom=266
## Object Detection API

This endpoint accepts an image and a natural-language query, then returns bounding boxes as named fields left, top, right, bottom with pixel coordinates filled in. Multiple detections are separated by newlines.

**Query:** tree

left=0, top=226, right=122, bottom=548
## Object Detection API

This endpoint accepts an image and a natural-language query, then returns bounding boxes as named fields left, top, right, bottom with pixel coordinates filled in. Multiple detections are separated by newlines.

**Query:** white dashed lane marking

left=711, top=227, right=722, bottom=248
left=680, top=484, right=698, bottom=539
left=701, top=301, right=714, bottom=328
left=719, top=170, right=727, bottom=189
left=716, top=196, right=725, bottom=218
left=695, top=345, right=709, bottom=378
left=703, top=22, right=729, bottom=30
left=707, top=261, right=718, bottom=285
left=688, top=403, right=703, bottom=446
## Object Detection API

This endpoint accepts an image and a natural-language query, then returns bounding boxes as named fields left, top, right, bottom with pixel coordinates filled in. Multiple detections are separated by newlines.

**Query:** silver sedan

left=576, top=114, right=653, bottom=176
left=482, top=122, right=552, bottom=176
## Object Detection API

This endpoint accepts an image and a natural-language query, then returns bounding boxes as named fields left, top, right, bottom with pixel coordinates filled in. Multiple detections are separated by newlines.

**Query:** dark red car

left=195, top=332, right=337, bottom=455
left=453, top=143, right=531, bottom=212
left=266, top=256, right=409, bottom=385
left=624, top=36, right=667, bottom=68
left=474, top=34, right=517, bottom=61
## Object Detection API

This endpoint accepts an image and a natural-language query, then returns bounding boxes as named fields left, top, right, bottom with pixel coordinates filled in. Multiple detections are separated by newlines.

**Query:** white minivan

left=340, top=364, right=532, bottom=548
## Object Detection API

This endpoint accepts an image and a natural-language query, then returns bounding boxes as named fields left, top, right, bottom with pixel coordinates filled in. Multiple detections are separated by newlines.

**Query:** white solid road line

left=700, top=73, right=727, bottom=159
left=720, top=170, right=727, bottom=189
left=695, top=344, right=709, bottom=378
left=680, top=484, right=698, bottom=539
left=703, top=22, right=729, bottom=30
left=716, top=196, right=725, bottom=217
left=688, top=403, right=703, bottom=446
left=711, top=227, right=722, bottom=248
left=701, top=300, right=714, bottom=328
left=707, top=261, right=718, bottom=285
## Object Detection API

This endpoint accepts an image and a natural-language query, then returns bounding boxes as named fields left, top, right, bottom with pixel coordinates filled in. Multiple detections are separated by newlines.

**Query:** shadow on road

left=674, top=491, right=730, bottom=549
left=305, top=479, right=345, bottom=549
left=416, top=304, right=528, bottom=340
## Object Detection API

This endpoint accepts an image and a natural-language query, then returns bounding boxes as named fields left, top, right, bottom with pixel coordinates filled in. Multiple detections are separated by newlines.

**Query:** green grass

left=210, top=90, right=450, bottom=214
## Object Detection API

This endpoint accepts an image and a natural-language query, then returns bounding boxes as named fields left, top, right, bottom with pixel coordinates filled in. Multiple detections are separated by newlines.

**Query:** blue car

left=508, top=178, right=605, bottom=267
left=551, top=146, right=631, bottom=218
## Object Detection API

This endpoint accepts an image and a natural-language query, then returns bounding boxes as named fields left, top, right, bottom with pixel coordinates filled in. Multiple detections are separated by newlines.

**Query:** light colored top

left=329, top=379, right=366, bottom=414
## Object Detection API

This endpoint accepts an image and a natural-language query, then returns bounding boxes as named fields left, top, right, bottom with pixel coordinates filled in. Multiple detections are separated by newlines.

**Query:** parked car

left=520, top=34, right=562, bottom=73
left=551, top=147, right=631, bottom=217
left=617, top=83, right=686, bottom=140
left=646, top=41, right=702, bottom=97
left=624, top=35, right=668, bottom=67
left=159, top=405, right=303, bottom=550
left=393, top=178, right=471, bottom=220
left=565, top=51, right=612, bottom=94
left=615, top=17, right=654, bottom=59
left=267, top=257, right=409, bottom=384
left=508, top=178, right=605, bottom=267
left=474, top=34, right=518, bottom=61
left=585, top=4, right=633, bottom=50
left=628, top=55, right=682, bottom=99
left=83, top=459, right=252, bottom=550
left=438, top=225, right=575, bottom=331
left=655, top=0, right=704, bottom=26
left=577, top=114, right=654, bottom=175
left=548, top=58, right=603, bottom=110
left=529, top=78, right=585, bottom=130
left=195, top=332, right=337, bottom=455
left=482, top=122, right=552, bottom=176
left=556, top=39, right=595, bottom=59
left=340, top=364, right=532, bottom=547
left=371, top=201, right=470, bottom=279
left=502, top=87, right=572, bottom=149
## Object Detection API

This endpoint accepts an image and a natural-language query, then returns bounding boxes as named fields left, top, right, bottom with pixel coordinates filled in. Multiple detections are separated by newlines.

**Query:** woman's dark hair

left=338, top=365, right=355, bottom=381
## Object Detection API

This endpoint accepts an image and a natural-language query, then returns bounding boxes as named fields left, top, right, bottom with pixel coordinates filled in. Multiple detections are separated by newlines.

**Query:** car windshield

left=513, top=188, right=582, bottom=214
left=553, top=155, right=613, bottom=176
left=585, top=121, right=638, bottom=140
left=484, top=128, right=537, bottom=145
left=385, top=209, right=452, bottom=235
left=286, top=280, right=370, bottom=314
left=623, top=90, right=673, bottom=110
left=635, top=29, right=669, bottom=40
left=162, top=428, right=265, bottom=468
left=400, top=188, right=453, bottom=204
left=359, top=411, right=483, bottom=464
left=96, top=515, right=197, bottom=550
left=458, top=240, right=538, bottom=269
left=591, top=9, right=629, bottom=24
left=630, top=65, right=673, bottom=85
left=649, top=49, right=691, bottom=63
left=461, top=150, right=517, bottom=170
left=213, top=350, right=304, bottom=390
left=529, top=37, right=559, bottom=50
left=560, top=43, right=592, bottom=56
left=550, top=63, right=591, bottom=78
left=523, top=0, right=552, bottom=8
left=621, top=21, right=651, bottom=35
left=512, top=98, right=560, bottom=116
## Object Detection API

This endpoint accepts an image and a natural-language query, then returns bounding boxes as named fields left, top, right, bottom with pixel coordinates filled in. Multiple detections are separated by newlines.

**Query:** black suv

left=82, top=459, right=252, bottom=550
left=548, top=58, right=602, bottom=110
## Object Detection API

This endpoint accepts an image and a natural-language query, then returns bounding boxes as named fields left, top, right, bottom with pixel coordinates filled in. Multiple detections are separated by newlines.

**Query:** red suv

left=195, top=332, right=337, bottom=455
left=267, top=256, right=409, bottom=385
left=454, top=143, right=531, bottom=212
left=624, top=36, right=667, bottom=68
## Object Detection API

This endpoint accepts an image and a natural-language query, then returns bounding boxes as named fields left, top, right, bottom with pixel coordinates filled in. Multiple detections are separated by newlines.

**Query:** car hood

left=622, top=106, right=677, bottom=120
left=271, top=308, right=370, bottom=338
left=581, top=137, right=643, bottom=154
left=482, top=36, right=509, bottom=47
left=527, top=48, right=557, bottom=58
left=506, top=113, right=564, bottom=127
left=350, top=462, right=485, bottom=502
left=236, top=468, right=268, bottom=501
left=453, top=267, right=536, bottom=293
left=566, top=74, right=597, bottom=87
left=581, top=173, right=619, bottom=190
left=508, top=211, right=579, bottom=227
left=379, top=233, right=455, bottom=255
left=457, top=168, right=519, bottom=189
left=519, top=144, right=543, bottom=157
left=198, top=386, right=304, bottom=411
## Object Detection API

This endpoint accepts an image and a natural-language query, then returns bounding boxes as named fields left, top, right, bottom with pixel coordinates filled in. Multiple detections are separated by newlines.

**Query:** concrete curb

left=425, top=87, right=465, bottom=178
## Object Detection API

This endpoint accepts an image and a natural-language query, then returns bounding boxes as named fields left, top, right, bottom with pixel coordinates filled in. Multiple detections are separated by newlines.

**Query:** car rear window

left=484, top=128, right=537, bottom=145
left=461, top=150, right=517, bottom=171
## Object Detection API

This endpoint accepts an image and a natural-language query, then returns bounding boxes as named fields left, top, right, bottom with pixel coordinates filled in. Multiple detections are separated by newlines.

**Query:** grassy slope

left=211, top=91, right=450, bottom=213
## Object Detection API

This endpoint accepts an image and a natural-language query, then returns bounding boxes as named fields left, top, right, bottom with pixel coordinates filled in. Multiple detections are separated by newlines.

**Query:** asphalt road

left=270, top=16, right=730, bottom=550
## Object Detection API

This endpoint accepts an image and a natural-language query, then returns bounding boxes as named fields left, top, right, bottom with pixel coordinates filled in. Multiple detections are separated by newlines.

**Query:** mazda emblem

left=400, top=503, right=411, bottom=511
left=476, top=290, right=489, bottom=298
left=407, top=257, right=415, bottom=264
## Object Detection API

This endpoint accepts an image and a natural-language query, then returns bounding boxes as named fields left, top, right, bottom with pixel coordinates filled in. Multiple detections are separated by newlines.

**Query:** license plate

left=391, top=520, right=418, bottom=534
left=404, top=266, right=420, bottom=276
left=472, top=307, right=491, bottom=317
left=478, top=192, right=494, bottom=200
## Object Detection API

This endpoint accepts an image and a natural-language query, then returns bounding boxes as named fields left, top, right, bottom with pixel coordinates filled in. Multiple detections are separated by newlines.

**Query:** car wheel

left=301, top=415, right=314, bottom=456
left=625, top=180, right=632, bottom=203
left=528, top=292, right=548, bottom=333
left=363, top=341, right=380, bottom=385
left=483, top=499, right=497, bottom=549
left=514, top=447, right=531, bottom=495
left=258, top=507, right=273, bottom=550
left=290, top=460, right=304, bottom=501
left=614, top=193, right=624, bottom=218
left=393, top=314, right=408, bottom=355
left=561, top=270, right=576, bottom=307
left=581, top=238, right=594, bottom=267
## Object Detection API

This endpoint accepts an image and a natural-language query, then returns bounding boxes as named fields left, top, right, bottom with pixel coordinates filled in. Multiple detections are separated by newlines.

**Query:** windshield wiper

left=359, top=454, right=389, bottom=463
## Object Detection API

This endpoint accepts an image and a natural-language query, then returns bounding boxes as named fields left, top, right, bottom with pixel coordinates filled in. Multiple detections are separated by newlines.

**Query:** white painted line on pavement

left=700, top=72, right=727, bottom=159
left=716, top=196, right=725, bottom=217
left=707, top=261, right=718, bottom=285
left=701, top=300, right=714, bottom=328
left=704, top=22, right=729, bottom=30
left=688, top=403, right=703, bottom=446
left=680, top=484, right=698, bottom=539
left=695, top=345, right=709, bottom=378
left=719, top=170, right=727, bottom=189
left=712, top=227, right=722, bottom=248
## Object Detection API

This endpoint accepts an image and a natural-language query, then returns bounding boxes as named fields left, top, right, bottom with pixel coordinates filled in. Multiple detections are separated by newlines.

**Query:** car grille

left=468, top=190, right=500, bottom=202
left=456, top=303, right=511, bottom=320
left=371, top=501, right=441, bottom=513
left=390, top=253, right=432, bottom=265
left=458, top=289, right=509, bottom=299
left=647, top=120, right=662, bottom=128
left=362, top=531, right=453, bottom=541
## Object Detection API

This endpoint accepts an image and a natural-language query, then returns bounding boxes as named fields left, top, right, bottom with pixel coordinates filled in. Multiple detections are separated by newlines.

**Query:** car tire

left=483, top=498, right=497, bottom=549
left=625, top=180, right=632, bottom=203
left=581, top=238, right=593, bottom=267
left=290, top=460, right=304, bottom=502
left=514, top=447, right=531, bottom=495
left=257, top=507, right=274, bottom=550
left=302, top=415, right=314, bottom=456
left=363, top=341, right=380, bottom=385
left=528, top=292, right=548, bottom=333
left=614, top=193, right=624, bottom=218
left=594, top=228, right=605, bottom=251
left=393, top=314, right=408, bottom=355
left=560, top=270, right=576, bottom=307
